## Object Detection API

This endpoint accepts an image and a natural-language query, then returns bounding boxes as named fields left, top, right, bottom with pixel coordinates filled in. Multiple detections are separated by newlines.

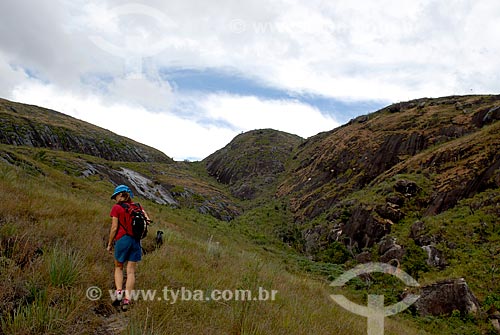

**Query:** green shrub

left=402, top=240, right=429, bottom=280
left=317, top=242, right=351, bottom=264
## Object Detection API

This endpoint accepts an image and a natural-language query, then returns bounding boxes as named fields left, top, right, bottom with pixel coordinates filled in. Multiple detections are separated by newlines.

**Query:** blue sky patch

left=161, top=67, right=389, bottom=124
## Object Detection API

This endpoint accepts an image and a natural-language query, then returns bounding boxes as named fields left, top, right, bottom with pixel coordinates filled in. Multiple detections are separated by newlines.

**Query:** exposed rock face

left=277, top=95, right=500, bottom=223
left=339, top=205, right=392, bottom=250
left=269, top=95, right=500, bottom=264
left=414, top=278, right=480, bottom=316
left=79, top=163, right=177, bottom=205
left=204, top=129, right=302, bottom=200
left=421, top=245, right=446, bottom=269
left=0, top=98, right=172, bottom=163
left=83, top=163, right=240, bottom=221
left=409, top=221, right=439, bottom=246
left=118, top=168, right=177, bottom=205
left=378, top=236, right=404, bottom=263
left=472, top=105, right=500, bottom=127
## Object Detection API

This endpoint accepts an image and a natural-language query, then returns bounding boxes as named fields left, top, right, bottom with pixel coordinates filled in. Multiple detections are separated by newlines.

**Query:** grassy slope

left=278, top=95, right=499, bottom=220
left=204, top=129, right=303, bottom=201
left=0, top=145, right=427, bottom=335
left=1, top=95, right=498, bottom=334
left=0, top=98, right=172, bottom=163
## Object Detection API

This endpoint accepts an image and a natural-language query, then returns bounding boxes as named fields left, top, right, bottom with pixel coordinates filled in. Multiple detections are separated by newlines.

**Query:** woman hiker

left=106, top=184, right=150, bottom=311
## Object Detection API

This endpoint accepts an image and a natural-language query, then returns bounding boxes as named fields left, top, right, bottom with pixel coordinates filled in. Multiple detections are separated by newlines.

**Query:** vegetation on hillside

left=0, top=145, right=426, bottom=334
left=1, top=95, right=499, bottom=334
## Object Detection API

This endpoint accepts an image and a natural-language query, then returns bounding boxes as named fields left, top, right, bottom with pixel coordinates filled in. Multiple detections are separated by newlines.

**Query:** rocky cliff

left=204, top=129, right=302, bottom=200
left=278, top=97, right=499, bottom=263
left=0, top=98, right=172, bottom=163
left=277, top=95, right=500, bottom=222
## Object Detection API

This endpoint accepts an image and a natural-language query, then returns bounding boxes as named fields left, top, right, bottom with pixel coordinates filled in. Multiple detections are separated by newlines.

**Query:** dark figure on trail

left=156, top=230, right=164, bottom=249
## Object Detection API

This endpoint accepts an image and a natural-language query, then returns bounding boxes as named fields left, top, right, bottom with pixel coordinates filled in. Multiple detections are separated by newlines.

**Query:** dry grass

left=0, top=148, right=428, bottom=335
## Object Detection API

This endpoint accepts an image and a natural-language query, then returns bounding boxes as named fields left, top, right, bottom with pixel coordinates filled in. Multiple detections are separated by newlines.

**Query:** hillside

left=204, top=129, right=302, bottom=200
left=277, top=95, right=500, bottom=221
left=205, top=95, right=500, bottom=334
left=273, top=95, right=499, bottom=264
left=0, top=99, right=429, bottom=335
left=0, top=98, right=172, bottom=163
left=1, top=95, right=499, bottom=334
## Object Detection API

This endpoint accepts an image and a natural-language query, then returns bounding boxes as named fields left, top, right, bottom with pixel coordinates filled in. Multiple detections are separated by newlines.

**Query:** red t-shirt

left=110, top=202, right=131, bottom=241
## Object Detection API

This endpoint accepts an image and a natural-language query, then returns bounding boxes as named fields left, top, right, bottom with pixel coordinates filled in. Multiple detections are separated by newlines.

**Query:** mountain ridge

left=0, top=98, right=172, bottom=163
left=204, top=128, right=302, bottom=200
left=1, top=95, right=499, bottom=334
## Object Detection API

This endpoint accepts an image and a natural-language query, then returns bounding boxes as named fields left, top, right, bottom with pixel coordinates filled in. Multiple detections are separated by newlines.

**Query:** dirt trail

left=98, top=312, right=129, bottom=334
left=93, top=302, right=129, bottom=335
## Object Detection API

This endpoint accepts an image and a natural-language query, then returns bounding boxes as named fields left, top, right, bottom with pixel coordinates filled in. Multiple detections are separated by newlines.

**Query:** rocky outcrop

left=0, top=99, right=171, bottom=163
left=421, top=245, right=446, bottom=269
left=79, top=163, right=177, bottom=205
left=277, top=95, right=500, bottom=223
left=413, top=278, right=480, bottom=316
left=83, top=163, right=239, bottom=221
left=117, top=168, right=177, bottom=205
left=205, top=129, right=302, bottom=200
left=336, top=205, right=392, bottom=250
left=378, top=236, right=404, bottom=263
left=197, top=197, right=240, bottom=222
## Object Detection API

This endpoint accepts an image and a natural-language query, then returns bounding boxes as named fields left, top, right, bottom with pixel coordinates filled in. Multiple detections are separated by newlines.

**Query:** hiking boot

left=115, top=290, right=123, bottom=301
left=121, top=298, right=130, bottom=311
left=112, top=290, right=123, bottom=306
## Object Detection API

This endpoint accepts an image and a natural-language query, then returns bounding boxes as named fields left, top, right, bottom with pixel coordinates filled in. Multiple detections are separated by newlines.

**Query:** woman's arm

left=107, top=217, right=119, bottom=252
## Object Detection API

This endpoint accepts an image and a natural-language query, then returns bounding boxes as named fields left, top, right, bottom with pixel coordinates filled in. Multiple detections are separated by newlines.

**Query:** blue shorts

left=114, top=235, right=142, bottom=263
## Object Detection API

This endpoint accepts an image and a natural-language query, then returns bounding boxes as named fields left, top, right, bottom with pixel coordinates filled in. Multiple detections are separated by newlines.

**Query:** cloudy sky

left=1, top=0, right=499, bottom=160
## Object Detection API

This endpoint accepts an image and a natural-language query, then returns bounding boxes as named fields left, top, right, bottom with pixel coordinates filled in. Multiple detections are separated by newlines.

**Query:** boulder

left=409, top=220, right=438, bottom=246
left=355, top=251, right=372, bottom=263
left=376, top=202, right=405, bottom=222
left=378, top=236, right=404, bottom=263
left=483, top=106, right=500, bottom=124
left=414, top=278, right=480, bottom=316
left=488, top=307, right=500, bottom=334
left=394, top=179, right=420, bottom=196
left=340, top=205, right=392, bottom=249
left=379, top=236, right=397, bottom=255
left=421, top=245, right=446, bottom=269
left=380, top=245, right=404, bottom=263
left=386, top=194, right=405, bottom=207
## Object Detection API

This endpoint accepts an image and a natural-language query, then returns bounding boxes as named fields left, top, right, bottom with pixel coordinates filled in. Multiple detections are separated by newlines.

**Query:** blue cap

left=111, top=184, right=134, bottom=199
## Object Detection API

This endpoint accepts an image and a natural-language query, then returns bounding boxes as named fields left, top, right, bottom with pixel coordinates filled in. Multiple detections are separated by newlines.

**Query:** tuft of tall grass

left=1, top=293, right=62, bottom=334
left=47, top=247, right=83, bottom=288
left=206, top=235, right=221, bottom=260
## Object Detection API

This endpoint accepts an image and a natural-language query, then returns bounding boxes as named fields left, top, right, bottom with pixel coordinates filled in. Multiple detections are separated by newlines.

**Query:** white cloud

left=106, top=75, right=174, bottom=111
left=10, top=82, right=238, bottom=161
left=10, top=82, right=339, bottom=160
left=0, top=53, right=28, bottom=98
left=3, top=0, right=499, bottom=102
left=201, top=94, right=339, bottom=138
left=2, top=0, right=500, bottom=160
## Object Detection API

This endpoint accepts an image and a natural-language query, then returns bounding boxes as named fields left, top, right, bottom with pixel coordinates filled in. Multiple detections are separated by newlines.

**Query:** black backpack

left=119, top=202, right=148, bottom=240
